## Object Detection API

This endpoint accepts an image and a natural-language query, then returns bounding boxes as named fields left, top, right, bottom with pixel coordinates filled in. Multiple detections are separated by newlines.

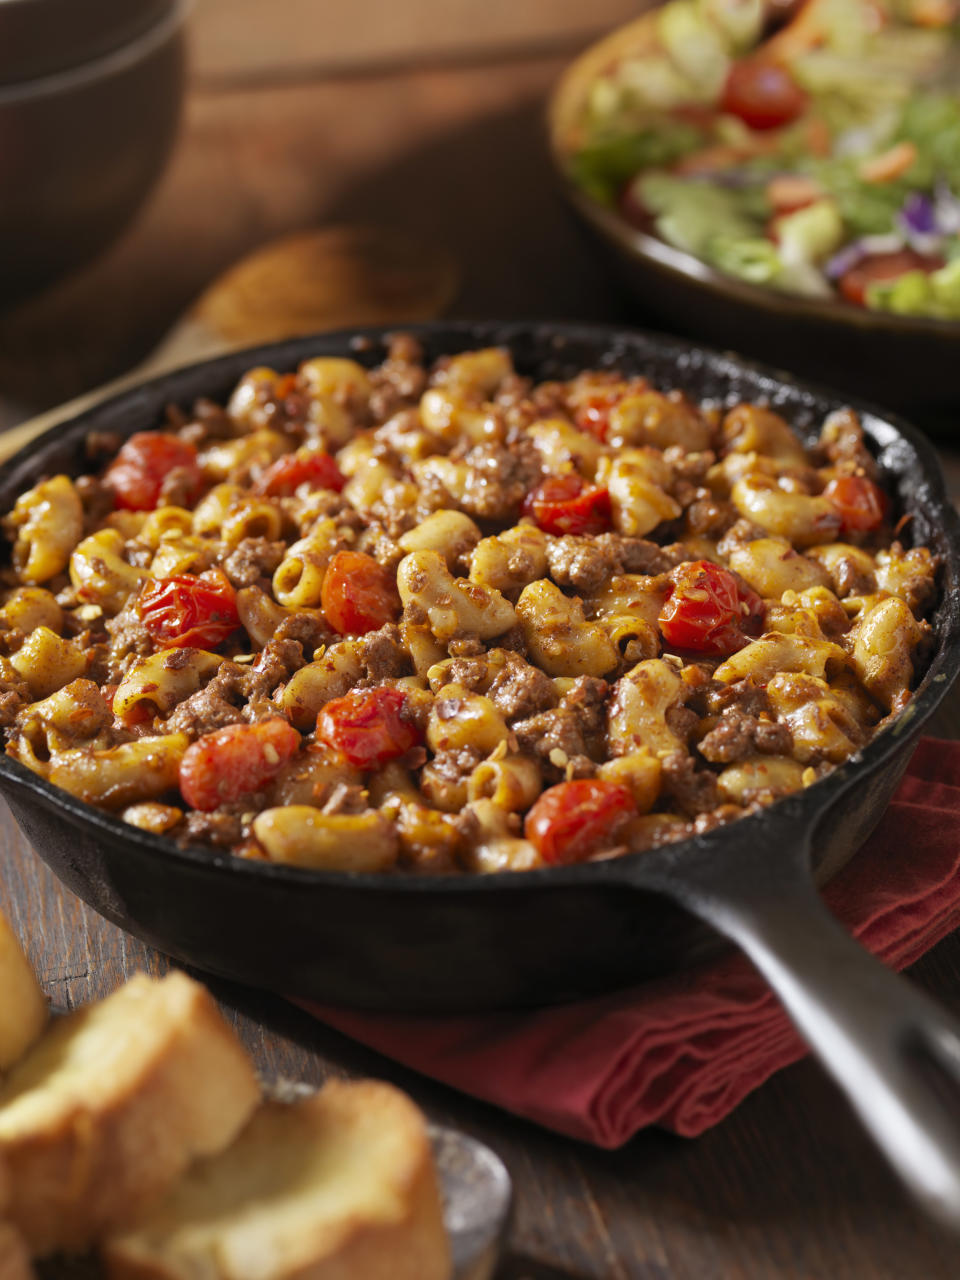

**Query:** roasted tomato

left=321, top=550, right=400, bottom=636
left=658, top=559, right=764, bottom=655
left=524, top=779, right=637, bottom=865
left=721, top=59, right=807, bottom=131
left=318, top=686, right=421, bottom=770
left=103, top=433, right=203, bottom=511
left=837, top=250, right=944, bottom=306
left=253, top=448, right=345, bottom=497
left=522, top=474, right=612, bottom=536
left=137, top=570, right=240, bottom=649
left=574, top=390, right=623, bottom=440
left=179, top=718, right=300, bottom=811
left=823, top=475, right=888, bottom=533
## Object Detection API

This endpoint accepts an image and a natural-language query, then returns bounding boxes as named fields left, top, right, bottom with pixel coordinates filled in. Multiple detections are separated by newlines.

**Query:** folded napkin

left=301, top=737, right=960, bottom=1147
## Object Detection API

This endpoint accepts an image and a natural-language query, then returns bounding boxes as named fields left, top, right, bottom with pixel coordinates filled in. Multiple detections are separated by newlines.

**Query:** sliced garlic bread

left=0, top=909, right=46, bottom=1073
left=0, top=971, right=260, bottom=1256
left=103, top=1079, right=451, bottom=1280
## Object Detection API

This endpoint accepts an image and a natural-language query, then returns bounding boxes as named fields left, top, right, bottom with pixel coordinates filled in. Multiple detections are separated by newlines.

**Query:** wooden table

left=3, top=34, right=960, bottom=1280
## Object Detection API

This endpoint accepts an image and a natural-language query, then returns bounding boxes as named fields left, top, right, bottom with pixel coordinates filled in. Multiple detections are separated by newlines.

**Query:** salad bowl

left=548, top=0, right=960, bottom=417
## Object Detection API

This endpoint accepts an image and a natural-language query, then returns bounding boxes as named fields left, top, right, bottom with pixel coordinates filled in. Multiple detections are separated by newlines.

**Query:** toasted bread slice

left=0, top=971, right=260, bottom=1256
left=103, top=1079, right=451, bottom=1280
left=0, top=910, right=46, bottom=1073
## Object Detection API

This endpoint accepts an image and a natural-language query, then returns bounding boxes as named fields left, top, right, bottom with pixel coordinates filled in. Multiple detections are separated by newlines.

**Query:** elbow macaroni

left=5, top=476, right=83, bottom=584
left=0, top=340, right=938, bottom=873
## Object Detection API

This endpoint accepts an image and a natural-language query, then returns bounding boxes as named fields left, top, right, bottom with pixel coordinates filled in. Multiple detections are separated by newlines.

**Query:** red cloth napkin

left=300, top=737, right=960, bottom=1147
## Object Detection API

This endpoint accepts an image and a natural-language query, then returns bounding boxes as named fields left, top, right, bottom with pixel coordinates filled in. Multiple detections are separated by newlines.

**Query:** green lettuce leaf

left=569, top=123, right=704, bottom=205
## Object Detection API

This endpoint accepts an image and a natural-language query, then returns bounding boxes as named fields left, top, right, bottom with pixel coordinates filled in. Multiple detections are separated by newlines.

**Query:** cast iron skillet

left=2, top=323, right=960, bottom=1223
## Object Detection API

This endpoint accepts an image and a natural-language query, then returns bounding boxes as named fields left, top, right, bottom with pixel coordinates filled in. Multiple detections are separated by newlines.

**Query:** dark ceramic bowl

left=547, top=13, right=960, bottom=418
left=0, top=0, right=186, bottom=304
left=0, top=0, right=174, bottom=86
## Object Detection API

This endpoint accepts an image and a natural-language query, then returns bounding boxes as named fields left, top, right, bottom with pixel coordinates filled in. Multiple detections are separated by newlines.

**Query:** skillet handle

left=639, top=824, right=960, bottom=1228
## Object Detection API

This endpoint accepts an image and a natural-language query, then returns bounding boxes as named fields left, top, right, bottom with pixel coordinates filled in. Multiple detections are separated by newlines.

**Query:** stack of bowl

left=0, top=0, right=187, bottom=304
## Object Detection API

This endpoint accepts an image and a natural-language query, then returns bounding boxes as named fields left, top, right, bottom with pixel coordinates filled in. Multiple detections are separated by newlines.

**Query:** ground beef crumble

left=221, top=538, right=286, bottom=588
left=0, top=666, right=31, bottom=729
left=273, top=611, right=331, bottom=654
left=456, top=441, right=542, bottom=521
left=831, top=556, right=876, bottom=598
left=594, top=534, right=684, bottom=575
left=487, top=653, right=558, bottom=721
left=242, top=639, right=306, bottom=698
left=358, top=623, right=412, bottom=682
left=698, top=707, right=793, bottom=764
left=661, top=751, right=720, bottom=817
left=103, top=603, right=154, bottom=681
left=820, top=408, right=878, bottom=478
left=697, top=677, right=772, bottom=720
left=513, top=678, right=608, bottom=779
left=367, top=333, right=429, bottom=420
left=166, top=666, right=246, bottom=735
left=546, top=536, right=620, bottom=595
left=181, top=809, right=244, bottom=849
left=74, top=475, right=116, bottom=528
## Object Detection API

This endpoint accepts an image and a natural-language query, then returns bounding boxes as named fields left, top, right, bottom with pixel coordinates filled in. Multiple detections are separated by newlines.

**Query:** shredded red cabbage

left=901, top=192, right=937, bottom=236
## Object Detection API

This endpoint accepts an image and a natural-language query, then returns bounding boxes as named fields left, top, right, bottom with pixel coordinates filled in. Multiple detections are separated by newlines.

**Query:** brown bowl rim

left=0, top=0, right=188, bottom=103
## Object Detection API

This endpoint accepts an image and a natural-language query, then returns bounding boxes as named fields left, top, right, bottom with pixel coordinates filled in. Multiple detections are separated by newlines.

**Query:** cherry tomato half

left=838, top=250, right=944, bottom=307
left=104, top=433, right=203, bottom=511
left=721, top=59, right=808, bottom=131
left=321, top=550, right=400, bottom=636
left=137, top=569, right=240, bottom=649
left=253, top=448, right=345, bottom=497
left=658, top=560, right=764, bottom=655
left=522, top=474, right=613, bottom=536
left=823, top=475, right=888, bottom=533
left=318, top=686, right=422, bottom=770
left=179, top=718, right=300, bottom=811
left=574, top=392, right=623, bottom=441
left=524, top=779, right=637, bottom=866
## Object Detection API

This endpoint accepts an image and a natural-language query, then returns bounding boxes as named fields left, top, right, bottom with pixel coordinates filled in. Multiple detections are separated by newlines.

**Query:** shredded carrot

left=858, top=141, right=918, bottom=184
left=764, top=0, right=886, bottom=60
left=762, top=0, right=829, bottom=63
left=766, top=175, right=823, bottom=210
left=673, top=135, right=778, bottom=176
left=673, top=145, right=751, bottom=176
left=910, top=0, right=957, bottom=25
left=804, top=116, right=832, bottom=158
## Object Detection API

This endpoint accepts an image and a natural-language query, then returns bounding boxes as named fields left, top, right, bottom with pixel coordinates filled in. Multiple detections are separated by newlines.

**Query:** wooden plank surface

left=3, top=31, right=960, bottom=1279
left=190, top=0, right=644, bottom=83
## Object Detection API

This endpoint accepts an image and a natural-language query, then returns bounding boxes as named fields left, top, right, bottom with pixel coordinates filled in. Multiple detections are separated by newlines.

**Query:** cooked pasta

left=0, top=334, right=939, bottom=873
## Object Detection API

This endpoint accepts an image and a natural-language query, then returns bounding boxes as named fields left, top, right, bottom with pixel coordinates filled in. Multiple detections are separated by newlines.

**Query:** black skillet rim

left=0, top=320, right=957, bottom=894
